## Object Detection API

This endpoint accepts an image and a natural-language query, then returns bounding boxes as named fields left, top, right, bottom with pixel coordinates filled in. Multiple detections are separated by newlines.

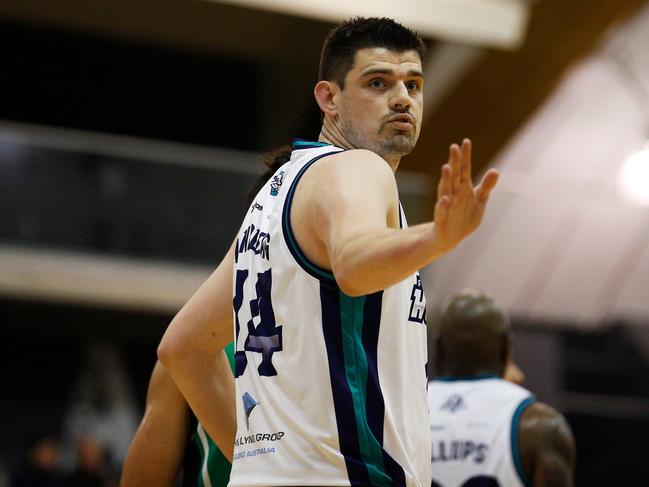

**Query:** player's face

left=337, top=47, right=424, bottom=160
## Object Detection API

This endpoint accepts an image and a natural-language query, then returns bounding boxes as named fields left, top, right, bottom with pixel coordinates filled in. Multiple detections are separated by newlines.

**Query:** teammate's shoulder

left=521, top=401, right=563, bottom=423
left=519, top=401, right=575, bottom=452
left=519, top=401, right=576, bottom=484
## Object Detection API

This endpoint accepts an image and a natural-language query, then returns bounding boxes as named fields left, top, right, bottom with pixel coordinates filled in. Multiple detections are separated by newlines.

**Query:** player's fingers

left=476, top=169, right=499, bottom=204
left=437, top=164, right=452, bottom=200
left=449, top=144, right=462, bottom=193
left=434, top=195, right=450, bottom=224
left=460, top=138, right=472, bottom=185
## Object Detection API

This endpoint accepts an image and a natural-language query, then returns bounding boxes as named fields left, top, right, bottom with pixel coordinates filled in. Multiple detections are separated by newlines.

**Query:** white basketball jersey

left=427, top=377, right=535, bottom=487
left=229, top=140, right=431, bottom=487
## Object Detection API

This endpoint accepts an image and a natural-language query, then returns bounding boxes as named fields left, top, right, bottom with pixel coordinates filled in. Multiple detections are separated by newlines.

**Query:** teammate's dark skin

left=436, top=290, right=576, bottom=487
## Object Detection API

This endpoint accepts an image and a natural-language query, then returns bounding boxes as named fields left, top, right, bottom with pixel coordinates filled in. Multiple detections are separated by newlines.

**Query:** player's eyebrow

left=360, top=67, right=424, bottom=79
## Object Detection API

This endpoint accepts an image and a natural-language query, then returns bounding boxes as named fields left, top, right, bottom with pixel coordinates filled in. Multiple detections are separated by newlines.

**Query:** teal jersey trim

left=511, top=396, right=535, bottom=487
left=281, top=150, right=341, bottom=287
left=291, top=138, right=332, bottom=149
left=339, top=292, right=391, bottom=487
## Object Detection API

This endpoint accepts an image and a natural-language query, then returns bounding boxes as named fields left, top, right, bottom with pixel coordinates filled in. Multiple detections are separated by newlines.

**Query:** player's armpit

left=519, top=402, right=576, bottom=487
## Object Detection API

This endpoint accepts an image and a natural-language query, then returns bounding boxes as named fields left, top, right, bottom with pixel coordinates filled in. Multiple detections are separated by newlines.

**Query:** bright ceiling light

left=209, top=0, right=530, bottom=49
left=618, top=144, right=649, bottom=205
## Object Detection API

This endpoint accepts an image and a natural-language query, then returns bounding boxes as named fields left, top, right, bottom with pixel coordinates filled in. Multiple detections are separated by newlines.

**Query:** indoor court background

left=1, top=1, right=648, bottom=486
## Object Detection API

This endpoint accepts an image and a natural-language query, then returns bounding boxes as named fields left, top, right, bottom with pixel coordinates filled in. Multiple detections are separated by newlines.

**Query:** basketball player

left=429, top=290, right=576, bottom=486
left=158, top=17, right=499, bottom=486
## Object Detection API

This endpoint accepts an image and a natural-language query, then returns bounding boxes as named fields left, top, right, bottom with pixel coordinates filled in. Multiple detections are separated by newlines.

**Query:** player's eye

left=369, top=78, right=385, bottom=88
left=406, top=81, right=420, bottom=91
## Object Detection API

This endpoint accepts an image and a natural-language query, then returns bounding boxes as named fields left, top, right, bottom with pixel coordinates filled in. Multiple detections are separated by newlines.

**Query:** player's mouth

left=386, top=114, right=415, bottom=130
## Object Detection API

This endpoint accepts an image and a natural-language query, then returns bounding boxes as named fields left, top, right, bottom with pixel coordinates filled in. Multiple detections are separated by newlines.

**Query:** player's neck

left=318, top=126, right=401, bottom=172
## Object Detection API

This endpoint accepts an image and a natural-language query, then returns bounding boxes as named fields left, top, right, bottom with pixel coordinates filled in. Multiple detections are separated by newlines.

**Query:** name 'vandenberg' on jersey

left=229, top=140, right=431, bottom=487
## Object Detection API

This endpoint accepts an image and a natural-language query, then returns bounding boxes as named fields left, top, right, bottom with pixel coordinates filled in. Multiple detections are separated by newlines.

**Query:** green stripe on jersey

left=339, top=292, right=390, bottom=486
left=224, top=341, right=235, bottom=375
left=196, top=423, right=231, bottom=487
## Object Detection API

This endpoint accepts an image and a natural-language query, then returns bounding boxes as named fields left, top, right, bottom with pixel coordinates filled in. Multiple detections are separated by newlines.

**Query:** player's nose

left=389, top=81, right=412, bottom=111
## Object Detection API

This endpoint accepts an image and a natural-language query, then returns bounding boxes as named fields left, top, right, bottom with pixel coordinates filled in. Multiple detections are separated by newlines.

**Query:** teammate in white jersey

left=428, top=290, right=575, bottom=487
left=159, top=17, right=500, bottom=487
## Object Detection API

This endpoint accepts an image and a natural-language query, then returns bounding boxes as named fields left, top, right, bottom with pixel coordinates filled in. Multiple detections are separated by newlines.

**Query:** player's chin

left=381, top=134, right=416, bottom=155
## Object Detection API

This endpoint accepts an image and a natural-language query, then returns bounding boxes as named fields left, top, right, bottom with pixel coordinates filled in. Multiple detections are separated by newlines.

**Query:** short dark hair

left=318, top=17, right=426, bottom=89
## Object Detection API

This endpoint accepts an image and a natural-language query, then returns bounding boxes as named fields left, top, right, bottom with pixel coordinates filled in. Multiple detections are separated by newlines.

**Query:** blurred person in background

left=429, top=290, right=576, bottom=487
left=64, top=436, right=110, bottom=487
left=12, top=434, right=64, bottom=487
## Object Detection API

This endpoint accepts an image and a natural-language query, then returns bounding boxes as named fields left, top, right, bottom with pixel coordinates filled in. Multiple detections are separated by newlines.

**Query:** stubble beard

left=377, top=130, right=416, bottom=157
left=342, top=118, right=417, bottom=159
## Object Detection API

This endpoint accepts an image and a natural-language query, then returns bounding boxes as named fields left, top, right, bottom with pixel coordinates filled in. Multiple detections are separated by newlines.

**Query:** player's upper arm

left=519, top=402, right=576, bottom=487
left=297, top=149, right=399, bottom=272
left=158, top=240, right=236, bottom=363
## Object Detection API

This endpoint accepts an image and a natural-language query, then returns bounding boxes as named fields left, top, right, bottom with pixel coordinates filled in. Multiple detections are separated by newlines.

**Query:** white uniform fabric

left=229, top=141, right=431, bottom=487
left=427, top=377, right=535, bottom=487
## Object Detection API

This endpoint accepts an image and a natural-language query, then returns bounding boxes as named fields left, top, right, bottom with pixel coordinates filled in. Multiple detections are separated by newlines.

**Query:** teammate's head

left=314, top=18, right=426, bottom=164
left=436, top=290, right=513, bottom=379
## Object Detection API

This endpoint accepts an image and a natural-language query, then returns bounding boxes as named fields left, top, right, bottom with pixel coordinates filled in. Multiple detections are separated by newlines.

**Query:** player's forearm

left=331, top=221, right=450, bottom=296
left=121, top=413, right=188, bottom=487
left=159, top=346, right=236, bottom=461
left=121, top=361, right=191, bottom=487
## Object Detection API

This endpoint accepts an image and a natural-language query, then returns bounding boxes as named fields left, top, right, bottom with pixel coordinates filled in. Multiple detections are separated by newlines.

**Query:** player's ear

left=314, top=80, right=340, bottom=117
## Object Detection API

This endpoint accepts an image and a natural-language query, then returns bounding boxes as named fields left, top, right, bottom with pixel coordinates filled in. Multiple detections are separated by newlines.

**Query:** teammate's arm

left=157, top=242, right=236, bottom=462
left=296, top=140, right=498, bottom=296
left=120, top=361, right=190, bottom=487
left=519, top=403, right=576, bottom=487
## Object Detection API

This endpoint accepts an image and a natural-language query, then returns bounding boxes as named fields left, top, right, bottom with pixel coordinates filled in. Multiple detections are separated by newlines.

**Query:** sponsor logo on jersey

left=270, top=171, right=285, bottom=196
left=440, top=393, right=466, bottom=413
left=234, top=431, right=285, bottom=447
left=250, top=202, right=264, bottom=213
left=234, top=430, right=286, bottom=459
left=242, top=392, right=258, bottom=428
left=233, top=447, right=277, bottom=460
left=408, top=274, right=427, bottom=324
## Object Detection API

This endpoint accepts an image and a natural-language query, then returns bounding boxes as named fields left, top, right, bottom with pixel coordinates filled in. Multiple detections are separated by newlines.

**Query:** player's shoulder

left=301, top=149, right=396, bottom=193
left=518, top=401, right=576, bottom=468
left=309, top=148, right=393, bottom=176
left=520, top=402, right=569, bottom=432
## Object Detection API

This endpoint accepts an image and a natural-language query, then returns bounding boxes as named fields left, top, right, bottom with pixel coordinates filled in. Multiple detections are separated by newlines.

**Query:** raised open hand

left=433, top=139, right=499, bottom=252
